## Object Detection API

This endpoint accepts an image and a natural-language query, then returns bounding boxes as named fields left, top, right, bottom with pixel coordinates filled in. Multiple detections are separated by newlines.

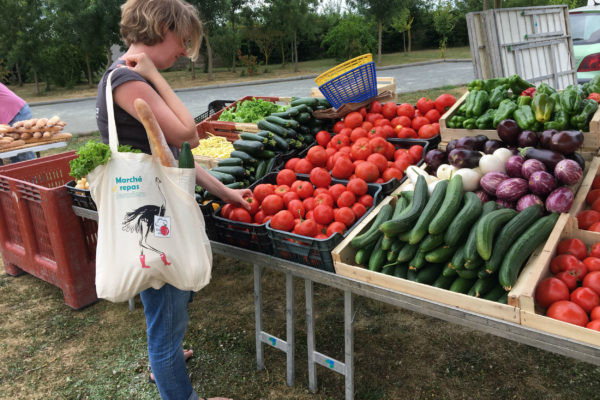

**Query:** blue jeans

left=140, top=284, right=199, bottom=400
left=9, top=104, right=35, bottom=164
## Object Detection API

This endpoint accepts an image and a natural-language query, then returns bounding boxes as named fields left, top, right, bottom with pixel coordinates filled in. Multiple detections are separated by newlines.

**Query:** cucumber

left=368, top=236, right=386, bottom=272
left=475, top=208, right=518, bottom=260
left=442, top=263, right=458, bottom=278
left=443, top=191, right=483, bottom=247
left=409, top=250, right=426, bottom=270
left=355, top=241, right=377, bottom=266
left=456, top=268, right=479, bottom=280
left=380, top=175, right=428, bottom=237
left=394, top=264, right=409, bottom=279
left=449, top=277, right=476, bottom=294
left=397, top=229, right=412, bottom=243
left=449, top=243, right=466, bottom=270
left=265, top=157, right=277, bottom=174
left=468, top=275, right=498, bottom=297
left=207, top=170, right=235, bottom=184
left=392, top=195, right=409, bottom=219
left=433, top=272, right=456, bottom=289
left=486, top=205, right=542, bottom=274
left=419, top=233, right=444, bottom=253
left=396, top=242, right=419, bottom=262
left=265, top=115, right=299, bottom=129
left=428, top=174, right=463, bottom=235
left=463, top=255, right=484, bottom=271
left=425, top=245, right=456, bottom=264
left=381, top=235, right=394, bottom=251
left=464, top=201, right=498, bottom=262
left=497, top=293, right=508, bottom=304
left=483, top=284, right=507, bottom=301
left=212, top=166, right=247, bottom=179
left=254, top=159, right=268, bottom=180
left=407, top=180, right=449, bottom=244
left=406, top=267, right=418, bottom=281
left=291, top=97, right=319, bottom=107
left=350, top=204, right=393, bottom=249
left=257, top=120, right=288, bottom=137
left=233, top=139, right=264, bottom=155
left=387, top=240, right=404, bottom=262
left=381, top=263, right=397, bottom=276
left=477, top=266, right=490, bottom=280
left=217, top=157, right=243, bottom=167
left=415, top=263, right=444, bottom=284
left=179, top=142, right=195, bottom=168
left=229, top=151, right=257, bottom=165
left=499, top=212, right=559, bottom=290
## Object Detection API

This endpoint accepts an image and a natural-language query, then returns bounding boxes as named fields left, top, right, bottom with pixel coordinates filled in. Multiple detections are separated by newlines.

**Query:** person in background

left=95, top=0, right=246, bottom=399
left=0, top=82, right=36, bottom=163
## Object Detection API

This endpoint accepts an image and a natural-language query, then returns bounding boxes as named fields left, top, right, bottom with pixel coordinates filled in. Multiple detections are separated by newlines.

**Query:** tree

left=192, top=0, right=225, bottom=80
left=391, top=8, right=414, bottom=53
left=245, top=26, right=283, bottom=72
left=322, top=14, right=376, bottom=61
left=433, top=0, right=457, bottom=59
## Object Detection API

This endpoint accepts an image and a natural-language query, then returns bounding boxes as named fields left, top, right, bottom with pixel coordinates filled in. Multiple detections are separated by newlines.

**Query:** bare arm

left=195, top=162, right=251, bottom=210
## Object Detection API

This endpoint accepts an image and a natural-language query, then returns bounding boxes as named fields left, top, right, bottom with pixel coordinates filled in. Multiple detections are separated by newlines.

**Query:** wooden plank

left=520, top=311, right=600, bottom=348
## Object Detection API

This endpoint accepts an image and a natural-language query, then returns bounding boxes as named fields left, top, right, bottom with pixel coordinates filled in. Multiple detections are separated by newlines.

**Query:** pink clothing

left=0, top=83, right=26, bottom=124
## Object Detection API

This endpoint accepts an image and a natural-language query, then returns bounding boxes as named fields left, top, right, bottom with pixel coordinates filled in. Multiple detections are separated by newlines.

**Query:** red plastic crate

left=0, top=151, right=97, bottom=309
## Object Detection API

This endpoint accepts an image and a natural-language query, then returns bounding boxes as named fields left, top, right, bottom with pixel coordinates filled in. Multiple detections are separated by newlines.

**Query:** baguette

left=32, top=132, right=42, bottom=139
left=35, top=118, right=48, bottom=129
left=51, top=132, right=72, bottom=140
left=47, top=116, right=61, bottom=126
left=0, top=139, right=25, bottom=149
left=133, top=98, right=176, bottom=167
left=20, top=132, right=33, bottom=140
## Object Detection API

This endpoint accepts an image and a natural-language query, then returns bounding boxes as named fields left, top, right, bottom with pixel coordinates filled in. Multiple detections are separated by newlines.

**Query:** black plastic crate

left=212, top=209, right=272, bottom=254
left=194, top=100, right=235, bottom=124
left=195, top=196, right=220, bottom=241
left=66, top=180, right=97, bottom=211
left=260, top=172, right=382, bottom=272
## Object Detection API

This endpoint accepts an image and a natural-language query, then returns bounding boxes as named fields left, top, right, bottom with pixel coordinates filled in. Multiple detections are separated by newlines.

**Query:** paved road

left=30, top=60, right=475, bottom=134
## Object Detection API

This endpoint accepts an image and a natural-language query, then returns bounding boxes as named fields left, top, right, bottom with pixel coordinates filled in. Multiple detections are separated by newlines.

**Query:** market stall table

left=0, top=140, right=68, bottom=164
left=71, top=206, right=600, bottom=400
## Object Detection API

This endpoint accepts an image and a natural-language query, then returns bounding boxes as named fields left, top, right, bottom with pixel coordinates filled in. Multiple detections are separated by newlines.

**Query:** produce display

left=0, top=116, right=71, bottom=150
left=217, top=97, right=291, bottom=123
left=576, top=174, right=600, bottom=232
left=535, top=237, right=600, bottom=331
left=446, top=75, right=599, bottom=133
left=192, top=134, right=235, bottom=159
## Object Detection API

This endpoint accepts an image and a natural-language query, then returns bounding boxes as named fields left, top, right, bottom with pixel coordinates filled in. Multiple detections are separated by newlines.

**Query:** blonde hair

left=120, top=0, right=202, bottom=61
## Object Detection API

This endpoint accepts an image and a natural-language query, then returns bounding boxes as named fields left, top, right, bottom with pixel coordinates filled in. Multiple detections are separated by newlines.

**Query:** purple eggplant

left=549, top=130, right=584, bottom=154
left=566, top=152, right=586, bottom=171
left=545, top=187, right=574, bottom=213
left=520, top=147, right=565, bottom=171
left=521, top=158, right=547, bottom=180
left=446, top=139, right=458, bottom=153
left=480, top=172, right=510, bottom=196
left=455, top=136, right=479, bottom=151
left=497, top=119, right=522, bottom=145
left=425, top=149, right=447, bottom=175
left=539, top=129, right=557, bottom=149
left=554, top=159, right=583, bottom=185
left=506, top=155, right=525, bottom=178
left=516, top=194, right=545, bottom=214
left=517, top=130, right=539, bottom=148
left=496, top=178, right=529, bottom=202
left=484, top=139, right=504, bottom=154
left=496, top=199, right=515, bottom=209
left=448, top=148, right=482, bottom=169
left=473, top=135, right=489, bottom=151
left=475, top=190, right=492, bottom=203
left=528, top=171, right=557, bottom=197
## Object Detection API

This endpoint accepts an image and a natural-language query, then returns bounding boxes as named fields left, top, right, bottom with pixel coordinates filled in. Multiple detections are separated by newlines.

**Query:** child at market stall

left=95, top=0, right=248, bottom=399
left=0, top=82, right=36, bottom=163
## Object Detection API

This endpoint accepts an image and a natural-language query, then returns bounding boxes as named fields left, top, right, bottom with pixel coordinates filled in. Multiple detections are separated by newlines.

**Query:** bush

left=321, top=15, right=376, bottom=62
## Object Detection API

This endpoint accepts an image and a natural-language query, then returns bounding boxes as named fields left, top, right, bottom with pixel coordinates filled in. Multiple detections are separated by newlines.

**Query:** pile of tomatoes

left=576, top=175, right=600, bottom=232
left=535, top=238, right=600, bottom=330
left=220, top=169, right=375, bottom=239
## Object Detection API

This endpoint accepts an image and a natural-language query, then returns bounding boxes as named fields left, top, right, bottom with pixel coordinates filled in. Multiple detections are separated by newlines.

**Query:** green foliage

left=217, top=98, right=288, bottom=123
left=433, top=1, right=457, bottom=58
left=322, top=14, right=377, bottom=61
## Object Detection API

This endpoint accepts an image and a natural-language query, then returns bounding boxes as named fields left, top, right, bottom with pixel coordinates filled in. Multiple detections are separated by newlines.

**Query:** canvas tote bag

left=87, top=69, right=212, bottom=302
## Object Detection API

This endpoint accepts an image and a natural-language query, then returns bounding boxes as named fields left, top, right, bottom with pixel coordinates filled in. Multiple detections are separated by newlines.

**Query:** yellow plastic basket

left=314, top=54, right=373, bottom=86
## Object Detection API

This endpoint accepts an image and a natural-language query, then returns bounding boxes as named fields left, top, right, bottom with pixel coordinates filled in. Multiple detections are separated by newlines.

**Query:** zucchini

left=265, top=157, right=277, bottom=174
left=443, top=192, right=483, bottom=247
left=211, top=166, right=247, bottom=179
left=350, top=204, right=393, bottom=249
left=475, top=208, right=518, bottom=260
left=291, top=97, right=319, bottom=107
left=229, top=151, right=257, bottom=165
left=217, top=157, right=243, bottom=167
left=486, top=205, right=542, bottom=274
left=257, top=120, right=288, bottom=137
left=254, top=159, right=268, bottom=180
left=425, top=245, right=456, bottom=264
left=380, top=175, right=428, bottom=237
left=270, top=133, right=289, bottom=151
left=396, top=242, right=419, bottom=263
left=283, top=107, right=299, bottom=118
left=355, top=241, right=378, bottom=265
left=499, top=212, right=559, bottom=290
left=179, top=142, right=195, bottom=168
left=407, top=180, right=448, bottom=244
left=419, top=233, right=444, bottom=253
left=265, top=115, right=299, bottom=129
left=207, top=170, right=235, bottom=184
left=254, top=150, right=276, bottom=159
left=449, top=277, right=476, bottom=294
left=394, top=264, right=409, bottom=279
left=415, top=263, right=443, bottom=284
left=269, top=111, right=290, bottom=118
left=318, top=98, right=331, bottom=108
left=368, top=236, right=386, bottom=272
left=296, top=112, right=312, bottom=124
left=464, top=201, right=498, bottom=262
left=233, top=139, right=264, bottom=155
left=428, top=174, right=463, bottom=235
left=240, top=132, right=270, bottom=144
left=256, top=130, right=274, bottom=139
left=225, top=182, right=244, bottom=189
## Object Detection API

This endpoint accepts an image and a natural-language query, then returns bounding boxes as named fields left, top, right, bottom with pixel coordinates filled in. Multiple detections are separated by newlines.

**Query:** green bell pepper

left=532, top=93, right=555, bottom=123
left=463, top=118, right=477, bottom=130
left=493, top=99, right=518, bottom=128
left=468, top=80, right=484, bottom=91
left=483, top=78, right=509, bottom=93
left=475, top=108, right=495, bottom=130
left=464, top=91, right=477, bottom=118
left=570, top=99, right=599, bottom=130
left=517, top=95, right=532, bottom=107
left=457, top=103, right=468, bottom=116
left=448, top=115, right=466, bottom=128
left=559, top=88, right=583, bottom=115
left=513, top=105, right=536, bottom=130
left=536, top=83, right=556, bottom=96
left=543, top=110, right=569, bottom=131
left=467, top=90, right=489, bottom=118
left=550, top=92, right=562, bottom=112
left=489, top=84, right=509, bottom=108
left=508, top=74, right=534, bottom=95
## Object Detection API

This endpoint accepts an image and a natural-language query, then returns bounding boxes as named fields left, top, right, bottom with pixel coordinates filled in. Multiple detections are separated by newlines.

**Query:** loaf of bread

left=133, top=98, right=176, bottom=167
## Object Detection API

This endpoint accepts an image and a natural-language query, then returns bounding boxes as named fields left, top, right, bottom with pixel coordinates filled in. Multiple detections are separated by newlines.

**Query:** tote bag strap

left=105, top=69, right=120, bottom=153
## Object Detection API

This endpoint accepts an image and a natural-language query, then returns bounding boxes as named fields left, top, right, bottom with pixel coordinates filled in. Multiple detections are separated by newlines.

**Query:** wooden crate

left=310, top=77, right=397, bottom=103
left=332, top=193, right=524, bottom=323
left=196, top=96, right=292, bottom=142
left=509, top=213, right=600, bottom=348
left=439, top=92, right=600, bottom=152
left=570, top=156, right=600, bottom=217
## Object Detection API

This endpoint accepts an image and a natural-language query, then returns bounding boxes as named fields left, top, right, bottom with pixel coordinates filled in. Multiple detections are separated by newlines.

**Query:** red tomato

left=369, top=137, right=387, bottom=154
left=358, top=194, right=373, bottom=208
left=330, top=134, right=350, bottom=150
left=589, top=93, right=600, bottom=102
left=382, top=167, right=404, bottom=182
left=570, top=287, right=600, bottom=313
left=315, top=130, right=331, bottom=147
left=337, top=191, right=356, bottom=208
left=416, top=97, right=435, bottom=114
left=434, top=93, right=457, bottom=114
left=313, top=204, right=334, bottom=225
left=287, top=199, right=306, bottom=219
left=347, top=178, right=368, bottom=196
left=550, top=254, right=580, bottom=275
left=350, top=141, right=372, bottom=161
left=270, top=210, right=295, bottom=231
left=275, top=185, right=290, bottom=196
left=381, top=125, right=395, bottom=138
left=556, top=271, right=579, bottom=291
left=583, top=271, right=600, bottom=296
left=262, top=194, right=284, bottom=215
left=335, top=206, right=356, bottom=227
left=245, top=196, right=260, bottom=216
left=332, top=121, right=345, bottom=134
left=253, top=184, right=275, bottom=203
left=396, top=103, right=415, bottom=118
left=557, top=238, right=588, bottom=260
left=412, top=116, right=430, bottom=132
left=285, top=158, right=300, bottom=170
left=585, top=188, right=600, bottom=206
left=344, top=111, right=363, bottom=129
left=397, top=127, right=418, bottom=139
left=591, top=242, right=600, bottom=258
left=381, top=102, right=397, bottom=119
left=351, top=202, right=367, bottom=218
left=587, top=319, right=600, bottom=331
left=314, top=193, right=334, bottom=208
left=418, top=124, right=439, bottom=139
left=592, top=175, right=600, bottom=190
left=368, top=126, right=386, bottom=139
left=230, top=207, right=253, bottom=223
left=583, top=257, right=600, bottom=272
left=294, top=219, right=319, bottom=237
left=424, top=109, right=441, bottom=123
left=369, top=101, right=383, bottom=114
left=535, top=277, right=570, bottom=308
left=365, top=112, right=383, bottom=124
left=331, top=157, right=354, bottom=179
left=546, top=300, right=589, bottom=327
left=277, top=169, right=297, bottom=186
left=254, top=210, right=266, bottom=224
left=374, top=118, right=391, bottom=127
left=577, top=209, right=600, bottom=230
left=329, top=184, right=347, bottom=200
left=366, top=153, right=388, bottom=174
left=339, top=127, right=352, bottom=137
left=303, top=197, right=315, bottom=211
left=350, top=127, right=368, bottom=142
left=220, top=203, right=234, bottom=219
left=383, top=142, right=395, bottom=161
left=408, top=145, right=424, bottom=163
left=313, top=187, right=329, bottom=197
left=589, top=221, right=600, bottom=232
left=591, top=198, right=600, bottom=213
left=294, top=159, right=313, bottom=174
left=282, top=191, right=300, bottom=206
left=291, top=180, right=314, bottom=199
left=591, top=306, right=600, bottom=320
left=361, top=121, right=373, bottom=132
left=355, top=161, right=380, bottom=182
left=306, top=146, right=328, bottom=167
left=326, top=221, right=346, bottom=237
left=555, top=254, right=588, bottom=279
left=309, top=167, right=331, bottom=188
